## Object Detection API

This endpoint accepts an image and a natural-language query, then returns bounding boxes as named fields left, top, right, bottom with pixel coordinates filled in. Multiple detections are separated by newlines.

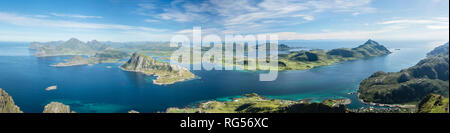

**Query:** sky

left=0, top=0, right=448, bottom=42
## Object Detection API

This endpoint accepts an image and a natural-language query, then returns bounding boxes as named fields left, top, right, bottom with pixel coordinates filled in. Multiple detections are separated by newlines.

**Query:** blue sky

left=0, top=0, right=448, bottom=42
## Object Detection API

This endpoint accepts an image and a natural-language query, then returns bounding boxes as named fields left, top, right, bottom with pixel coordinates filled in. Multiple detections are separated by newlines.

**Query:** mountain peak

left=364, top=39, right=380, bottom=45
left=67, top=38, right=83, bottom=43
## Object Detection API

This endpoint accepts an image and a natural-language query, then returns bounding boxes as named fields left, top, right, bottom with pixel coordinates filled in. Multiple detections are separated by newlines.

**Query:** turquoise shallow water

left=0, top=40, right=440, bottom=113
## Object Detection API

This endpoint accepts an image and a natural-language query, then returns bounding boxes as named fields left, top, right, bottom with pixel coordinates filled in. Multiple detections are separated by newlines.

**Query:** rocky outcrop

left=128, top=110, right=140, bottom=113
left=120, top=53, right=196, bottom=85
left=0, top=88, right=23, bottom=113
left=43, top=102, right=74, bottom=113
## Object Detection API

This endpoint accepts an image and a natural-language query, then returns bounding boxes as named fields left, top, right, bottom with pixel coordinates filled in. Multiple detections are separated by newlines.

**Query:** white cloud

left=137, top=0, right=375, bottom=34
left=0, top=12, right=170, bottom=42
left=379, top=17, right=449, bottom=31
left=144, top=19, right=160, bottom=23
left=262, top=25, right=448, bottom=41
left=0, top=12, right=165, bottom=32
left=427, top=25, right=449, bottom=30
left=50, top=13, right=103, bottom=19
left=379, top=19, right=445, bottom=25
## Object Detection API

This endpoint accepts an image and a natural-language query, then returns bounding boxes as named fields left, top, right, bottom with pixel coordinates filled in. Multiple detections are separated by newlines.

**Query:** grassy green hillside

left=166, top=93, right=349, bottom=113
left=417, top=94, right=449, bottom=113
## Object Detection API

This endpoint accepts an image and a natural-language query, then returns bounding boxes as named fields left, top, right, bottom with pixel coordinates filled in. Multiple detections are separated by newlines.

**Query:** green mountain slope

left=278, top=39, right=391, bottom=70
left=417, top=94, right=449, bottom=113
left=359, top=42, right=449, bottom=104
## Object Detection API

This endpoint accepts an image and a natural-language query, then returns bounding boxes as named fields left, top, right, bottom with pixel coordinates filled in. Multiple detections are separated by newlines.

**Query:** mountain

left=417, top=94, right=449, bottom=113
left=359, top=42, right=449, bottom=104
left=120, top=53, right=196, bottom=85
left=32, top=38, right=113, bottom=57
left=427, top=42, right=449, bottom=57
left=278, top=39, right=391, bottom=70
left=0, top=88, right=23, bottom=113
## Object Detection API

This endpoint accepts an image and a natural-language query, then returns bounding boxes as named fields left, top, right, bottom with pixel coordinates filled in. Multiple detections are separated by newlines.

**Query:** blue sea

left=0, top=40, right=442, bottom=113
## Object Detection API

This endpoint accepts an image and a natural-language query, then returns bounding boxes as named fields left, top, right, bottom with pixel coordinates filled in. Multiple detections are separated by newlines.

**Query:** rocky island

left=120, top=53, right=196, bottom=85
left=0, top=88, right=23, bottom=113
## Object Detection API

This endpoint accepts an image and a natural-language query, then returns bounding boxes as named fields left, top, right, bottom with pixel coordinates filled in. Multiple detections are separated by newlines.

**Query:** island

left=0, top=88, right=23, bottom=113
left=120, top=53, right=196, bottom=85
left=166, top=93, right=350, bottom=113
left=358, top=42, right=449, bottom=110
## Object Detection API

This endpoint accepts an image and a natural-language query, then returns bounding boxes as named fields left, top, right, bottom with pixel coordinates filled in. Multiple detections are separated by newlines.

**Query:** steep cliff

left=0, top=88, right=23, bottom=113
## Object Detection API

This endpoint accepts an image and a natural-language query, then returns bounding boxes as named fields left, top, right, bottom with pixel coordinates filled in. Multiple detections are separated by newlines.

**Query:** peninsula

left=120, top=53, right=196, bottom=85
left=277, top=39, right=391, bottom=70
left=223, top=39, right=391, bottom=71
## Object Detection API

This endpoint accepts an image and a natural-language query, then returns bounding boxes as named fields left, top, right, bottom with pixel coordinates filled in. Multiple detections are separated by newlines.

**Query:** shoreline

left=357, top=92, right=416, bottom=109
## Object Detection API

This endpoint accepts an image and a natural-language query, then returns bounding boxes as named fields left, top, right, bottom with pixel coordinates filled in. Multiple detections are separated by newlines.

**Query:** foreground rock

left=0, top=88, right=23, bottom=113
left=120, top=53, right=196, bottom=85
left=43, top=102, right=74, bottom=113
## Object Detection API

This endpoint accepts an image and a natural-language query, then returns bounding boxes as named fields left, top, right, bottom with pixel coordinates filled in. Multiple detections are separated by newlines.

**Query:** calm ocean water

left=0, top=40, right=441, bottom=113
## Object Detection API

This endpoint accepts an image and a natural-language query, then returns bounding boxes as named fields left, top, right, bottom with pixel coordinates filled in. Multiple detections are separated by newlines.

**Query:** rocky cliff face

left=0, top=88, right=23, bottom=113
left=43, top=102, right=73, bottom=113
